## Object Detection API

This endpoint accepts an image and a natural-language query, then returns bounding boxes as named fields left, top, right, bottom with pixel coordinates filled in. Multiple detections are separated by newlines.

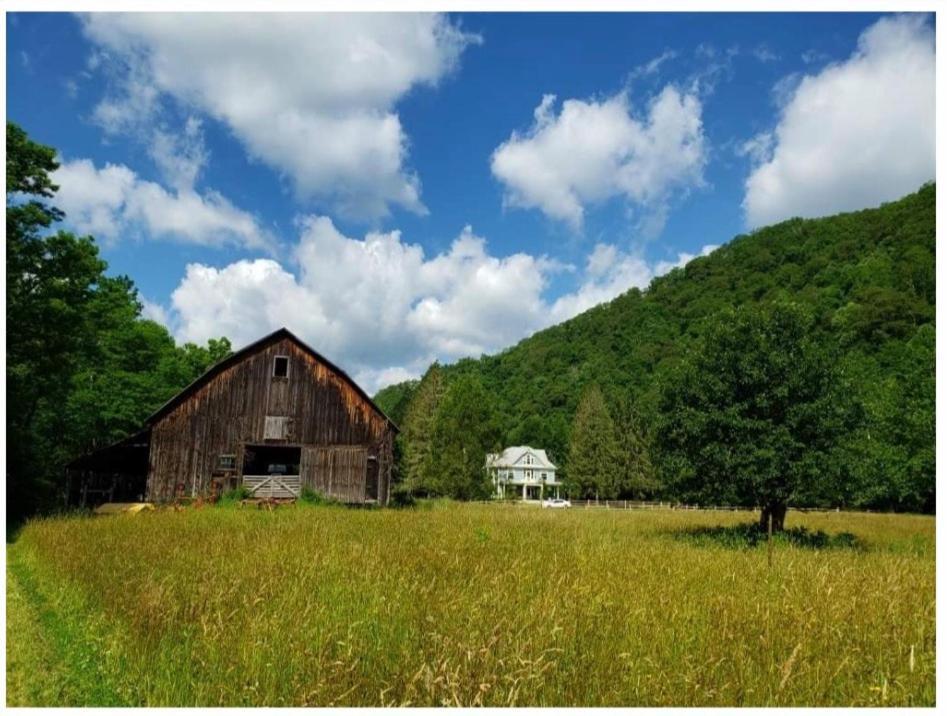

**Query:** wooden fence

left=561, top=499, right=758, bottom=511
left=489, top=499, right=850, bottom=513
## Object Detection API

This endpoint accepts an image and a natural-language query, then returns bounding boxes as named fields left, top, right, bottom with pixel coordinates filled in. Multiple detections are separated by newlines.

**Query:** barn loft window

left=264, top=416, right=293, bottom=441
left=218, top=454, right=237, bottom=471
left=273, top=356, right=289, bottom=378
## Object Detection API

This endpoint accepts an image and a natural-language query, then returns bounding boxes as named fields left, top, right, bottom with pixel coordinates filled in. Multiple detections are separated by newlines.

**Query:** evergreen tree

left=429, top=374, right=501, bottom=499
left=374, top=379, right=420, bottom=426
left=398, top=363, right=446, bottom=494
left=612, top=398, right=660, bottom=498
left=566, top=384, right=621, bottom=499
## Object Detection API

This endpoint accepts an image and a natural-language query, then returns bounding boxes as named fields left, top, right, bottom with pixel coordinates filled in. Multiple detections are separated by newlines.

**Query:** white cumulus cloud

left=490, top=86, right=706, bottom=234
left=653, top=243, right=719, bottom=277
left=80, top=13, right=479, bottom=221
left=53, top=158, right=272, bottom=250
left=158, top=221, right=719, bottom=393
left=548, top=244, right=653, bottom=322
left=169, top=220, right=560, bottom=383
left=743, top=14, right=935, bottom=227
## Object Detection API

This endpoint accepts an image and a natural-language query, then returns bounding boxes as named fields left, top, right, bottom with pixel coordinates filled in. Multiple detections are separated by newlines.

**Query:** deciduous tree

left=655, top=302, right=853, bottom=532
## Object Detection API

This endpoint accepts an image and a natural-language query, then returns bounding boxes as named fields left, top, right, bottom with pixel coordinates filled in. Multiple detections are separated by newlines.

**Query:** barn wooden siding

left=302, top=446, right=367, bottom=502
left=146, top=336, right=394, bottom=504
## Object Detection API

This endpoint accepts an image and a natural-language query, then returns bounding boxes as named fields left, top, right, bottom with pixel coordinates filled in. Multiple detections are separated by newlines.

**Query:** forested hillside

left=379, top=184, right=935, bottom=512
left=7, top=123, right=231, bottom=522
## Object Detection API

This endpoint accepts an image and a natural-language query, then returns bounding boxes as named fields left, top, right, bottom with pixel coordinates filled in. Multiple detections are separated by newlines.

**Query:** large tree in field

left=566, top=384, right=621, bottom=499
left=655, top=302, right=852, bottom=532
left=429, top=373, right=501, bottom=499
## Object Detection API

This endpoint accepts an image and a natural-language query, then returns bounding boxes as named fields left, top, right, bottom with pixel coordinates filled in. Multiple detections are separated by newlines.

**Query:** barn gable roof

left=145, top=327, right=398, bottom=430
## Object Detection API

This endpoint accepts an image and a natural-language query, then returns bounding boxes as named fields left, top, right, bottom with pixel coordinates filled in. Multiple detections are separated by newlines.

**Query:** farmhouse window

left=273, top=355, right=289, bottom=378
left=541, top=472, right=547, bottom=481
left=218, top=454, right=237, bottom=471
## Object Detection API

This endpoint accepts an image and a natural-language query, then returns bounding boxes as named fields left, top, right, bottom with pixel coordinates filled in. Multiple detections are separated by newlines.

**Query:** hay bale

left=93, top=502, right=155, bottom=516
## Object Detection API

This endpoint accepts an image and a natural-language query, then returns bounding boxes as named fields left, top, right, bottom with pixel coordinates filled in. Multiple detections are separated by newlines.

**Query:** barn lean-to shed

left=66, top=328, right=398, bottom=506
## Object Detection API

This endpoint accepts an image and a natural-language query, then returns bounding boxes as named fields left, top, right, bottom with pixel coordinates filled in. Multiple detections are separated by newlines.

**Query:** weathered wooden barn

left=66, top=328, right=397, bottom=506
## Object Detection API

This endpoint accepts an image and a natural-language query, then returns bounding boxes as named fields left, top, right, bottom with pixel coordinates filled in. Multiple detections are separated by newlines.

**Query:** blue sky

left=6, top=12, right=936, bottom=390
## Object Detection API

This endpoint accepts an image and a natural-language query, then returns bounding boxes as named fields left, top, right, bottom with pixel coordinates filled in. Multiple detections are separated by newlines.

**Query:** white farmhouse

left=485, top=446, right=561, bottom=500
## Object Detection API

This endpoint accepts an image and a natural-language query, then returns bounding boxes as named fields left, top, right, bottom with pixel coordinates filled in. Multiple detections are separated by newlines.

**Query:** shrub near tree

left=655, top=302, right=855, bottom=532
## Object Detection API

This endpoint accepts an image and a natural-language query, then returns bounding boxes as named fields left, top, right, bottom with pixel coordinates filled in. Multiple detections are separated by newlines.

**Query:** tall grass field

left=6, top=502, right=934, bottom=706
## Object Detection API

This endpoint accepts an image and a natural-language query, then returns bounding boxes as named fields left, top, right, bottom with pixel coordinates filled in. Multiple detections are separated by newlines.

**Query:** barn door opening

left=366, top=456, right=379, bottom=502
left=242, top=445, right=302, bottom=498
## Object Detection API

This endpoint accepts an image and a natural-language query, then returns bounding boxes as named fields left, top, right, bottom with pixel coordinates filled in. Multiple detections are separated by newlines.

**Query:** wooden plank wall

left=147, top=337, right=394, bottom=504
left=301, top=446, right=368, bottom=502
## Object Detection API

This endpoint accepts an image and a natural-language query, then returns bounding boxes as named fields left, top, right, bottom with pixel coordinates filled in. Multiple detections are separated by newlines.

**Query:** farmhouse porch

left=497, top=482, right=561, bottom=500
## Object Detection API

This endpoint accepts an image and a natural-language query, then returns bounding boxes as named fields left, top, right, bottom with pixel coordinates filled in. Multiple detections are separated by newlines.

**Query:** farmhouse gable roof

left=485, top=446, right=557, bottom=470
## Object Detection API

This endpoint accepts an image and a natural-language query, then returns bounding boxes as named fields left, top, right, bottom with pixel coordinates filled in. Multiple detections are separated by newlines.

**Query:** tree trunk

left=771, top=502, right=787, bottom=532
left=759, top=502, right=788, bottom=533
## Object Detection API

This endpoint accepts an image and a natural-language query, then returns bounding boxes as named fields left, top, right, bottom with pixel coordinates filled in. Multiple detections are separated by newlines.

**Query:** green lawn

left=6, top=502, right=935, bottom=706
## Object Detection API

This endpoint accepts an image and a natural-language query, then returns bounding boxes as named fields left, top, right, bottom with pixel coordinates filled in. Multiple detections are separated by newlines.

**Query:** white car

left=543, top=498, right=571, bottom=509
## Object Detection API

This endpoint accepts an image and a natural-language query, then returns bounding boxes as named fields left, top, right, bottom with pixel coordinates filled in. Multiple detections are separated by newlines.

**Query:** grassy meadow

left=6, top=502, right=935, bottom=706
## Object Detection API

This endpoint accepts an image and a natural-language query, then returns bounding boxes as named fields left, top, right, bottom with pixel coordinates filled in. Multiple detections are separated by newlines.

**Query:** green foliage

left=6, top=123, right=231, bottom=521
left=655, top=302, right=854, bottom=516
left=298, top=487, right=339, bottom=506
left=384, top=184, right=935, bottom=512
left=387, top=483, right=417, bottom=508
left=428, top=374, right=501, bottom=499
left=373, top=379, right=419, bottom=426
left=612, top=397, right=660, bottom=498
left=566, top=384, right=621, bottom=499
left=398, top=363, right=446, bottom=495
left=217, top=486, right=251, bottom=506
